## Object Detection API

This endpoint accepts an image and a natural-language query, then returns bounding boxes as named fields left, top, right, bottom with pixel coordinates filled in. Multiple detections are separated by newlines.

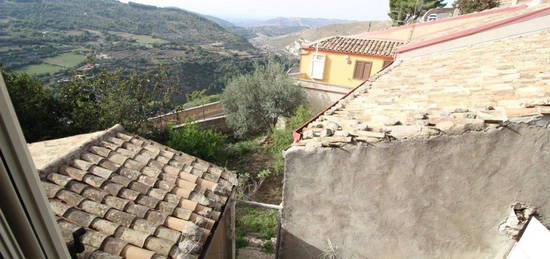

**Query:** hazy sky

left=119, top=0, right=394, bottom=21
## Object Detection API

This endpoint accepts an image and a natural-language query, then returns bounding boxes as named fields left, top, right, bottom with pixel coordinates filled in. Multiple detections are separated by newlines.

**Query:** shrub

left=268, top=105, right=312, bottom=173
left=166, top=123, right=228, bottom=163
left=2, top=69, right=66, bottom=142
left=236, top=206, right=278, bottom=240
left=236, top=237, right=248, bottom=249
left=221, top=60, right=306, bottom=137
left=262, top=240, right=274, bottom=254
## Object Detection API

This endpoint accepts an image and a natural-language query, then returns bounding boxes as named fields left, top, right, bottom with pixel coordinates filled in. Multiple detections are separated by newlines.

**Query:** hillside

left=0, top=0, right=261, bottom=101
left=0, top=0, right=252, bottom=49
left=227, top=17, right=354, bottom=28
left=250, top=20, right=392, bottom=55
left=203, top=16, right=335, bottom=39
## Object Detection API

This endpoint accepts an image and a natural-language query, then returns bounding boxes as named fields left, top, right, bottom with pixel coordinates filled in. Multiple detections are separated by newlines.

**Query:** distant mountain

left=201, top=14, right=257, bottom=39
left=0, top=0, right=262, bottom=101
left=203, top=15, right=356, bottom=40
left=246, top=25, right=309, bottom=37
left=225, top=17, right=355, bottom=28
left=202, top=14, right=236, bottom=29
left=249, top=20, right=392, bottom=55
left=0, top=0, right=252, bottom=50
left=259, top=17, right=354, bottom=28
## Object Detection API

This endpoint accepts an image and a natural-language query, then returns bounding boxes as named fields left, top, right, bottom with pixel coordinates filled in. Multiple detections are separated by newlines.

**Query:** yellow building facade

left=296, top=37, right=403, bottom=88
left=299, top=50, right=391, bottom=87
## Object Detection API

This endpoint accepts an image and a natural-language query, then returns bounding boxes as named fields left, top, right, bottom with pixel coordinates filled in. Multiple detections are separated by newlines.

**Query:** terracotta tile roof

left=306, top=36, right=404, bottom=57
left=296, top=29, right=550, bottom=146
left=29, top=125, right=237, bottom=259
left=354, top=4, right=550, bottom=44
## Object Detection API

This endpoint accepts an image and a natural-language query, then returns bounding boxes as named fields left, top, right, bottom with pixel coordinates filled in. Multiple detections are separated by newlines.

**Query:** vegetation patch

left=268, top=105, right=312, bottom=174
left=236, top=205, right=279, bottom=252
left=43, top=52, right=87, bottom=68
left=19, top=63, right=64, bottom=75
left=166, top=123, right=229, bottom=163
left=222, top=60, right=306, bottom=137
left=0, top=46, right=20, bottom=51
left=114, top=32, right=169, bottom=45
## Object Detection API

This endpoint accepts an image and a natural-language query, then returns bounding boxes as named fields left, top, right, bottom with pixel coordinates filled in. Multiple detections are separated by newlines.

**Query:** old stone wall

left=294, top=79, right=348, bottom=113
left=279, top=123, right=550, bottom=258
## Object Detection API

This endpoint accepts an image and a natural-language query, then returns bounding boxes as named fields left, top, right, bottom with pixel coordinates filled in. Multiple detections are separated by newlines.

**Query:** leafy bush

left=2, top=69, right=66, bottom=142
left=268, top=105, right=312, bottom=173
left=236, top=206, right=279, bottom=240
left=166, top=123, right=228, bottom=163
left=57, top=65, right=175, bottom=137
left=228, top=140, right=262, bottom=156
left=236, top=237, right=248, bottom=249
left=221, top=60, right=306, bottom=137
left=455, top=0, right=500, bottom=14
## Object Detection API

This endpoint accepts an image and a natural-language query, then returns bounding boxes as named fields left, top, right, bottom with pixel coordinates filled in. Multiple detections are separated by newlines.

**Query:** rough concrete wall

left=280, top=123, right=550, bottom=259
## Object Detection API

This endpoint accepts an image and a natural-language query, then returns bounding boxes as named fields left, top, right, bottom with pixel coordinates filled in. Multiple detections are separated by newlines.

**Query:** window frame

left=427, top=14, right=438, bottom=21
left=0, top=73, right=71, bottom=259
left=353, top=60, right=373, bottom=80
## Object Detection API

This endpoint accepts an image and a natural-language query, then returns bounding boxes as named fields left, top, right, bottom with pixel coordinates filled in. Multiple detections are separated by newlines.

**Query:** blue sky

left=119, top=0, right=455, bottom=21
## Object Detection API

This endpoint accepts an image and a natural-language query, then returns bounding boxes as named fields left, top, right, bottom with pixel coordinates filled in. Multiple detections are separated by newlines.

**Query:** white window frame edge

left=0, top=208, right=24, bottom=258
left=0, top=73, right=71, bottom=258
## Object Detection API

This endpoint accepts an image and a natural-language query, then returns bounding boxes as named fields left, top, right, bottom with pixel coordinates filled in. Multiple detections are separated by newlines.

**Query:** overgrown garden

left=3, top=58, right=309, bottom=254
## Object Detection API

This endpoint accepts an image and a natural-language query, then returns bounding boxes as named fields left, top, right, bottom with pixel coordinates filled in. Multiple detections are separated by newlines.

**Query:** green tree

left=56, top=64, right=176, bottom=137
left=221, top=60, right=306, bottom=137
left=2, top=69, right=66, bottom=142
left=454, top=0, right=500, bottom=14
left=389, top=0, right=446, bottom=24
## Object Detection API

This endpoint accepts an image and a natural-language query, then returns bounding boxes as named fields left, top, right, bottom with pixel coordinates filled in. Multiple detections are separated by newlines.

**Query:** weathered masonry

left=28, top=124, right=237, bottom=259
left=279, top=27, right=550, bottom=258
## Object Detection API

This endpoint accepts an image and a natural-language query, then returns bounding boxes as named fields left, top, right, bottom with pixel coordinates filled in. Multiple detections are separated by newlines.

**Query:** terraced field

left=44, top=52, right=87, bottom=67
left=19, top=63, right=64, bottom=75
left=18, top=52, right=87, bottom=75
left=115, top=32, right=169, bottom=45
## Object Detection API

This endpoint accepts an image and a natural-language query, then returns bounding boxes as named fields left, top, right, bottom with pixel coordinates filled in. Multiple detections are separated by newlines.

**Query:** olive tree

left=221, top=61, right=306, bottom=137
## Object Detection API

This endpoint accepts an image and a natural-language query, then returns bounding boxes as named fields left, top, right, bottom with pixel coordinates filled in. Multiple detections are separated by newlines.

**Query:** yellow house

left=297, top=37, right=404, bottom=88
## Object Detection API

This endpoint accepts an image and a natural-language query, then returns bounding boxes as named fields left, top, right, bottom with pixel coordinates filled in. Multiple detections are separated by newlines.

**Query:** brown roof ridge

left=35, top=124, right=124, bottom=176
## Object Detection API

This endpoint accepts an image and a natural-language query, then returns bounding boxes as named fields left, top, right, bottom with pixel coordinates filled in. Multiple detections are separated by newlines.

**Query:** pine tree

left=388, top=0, right=446, bottom=25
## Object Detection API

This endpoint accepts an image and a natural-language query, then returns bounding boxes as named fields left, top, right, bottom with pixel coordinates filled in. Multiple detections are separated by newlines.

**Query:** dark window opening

left=353, top=61, right=373, bottom=80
